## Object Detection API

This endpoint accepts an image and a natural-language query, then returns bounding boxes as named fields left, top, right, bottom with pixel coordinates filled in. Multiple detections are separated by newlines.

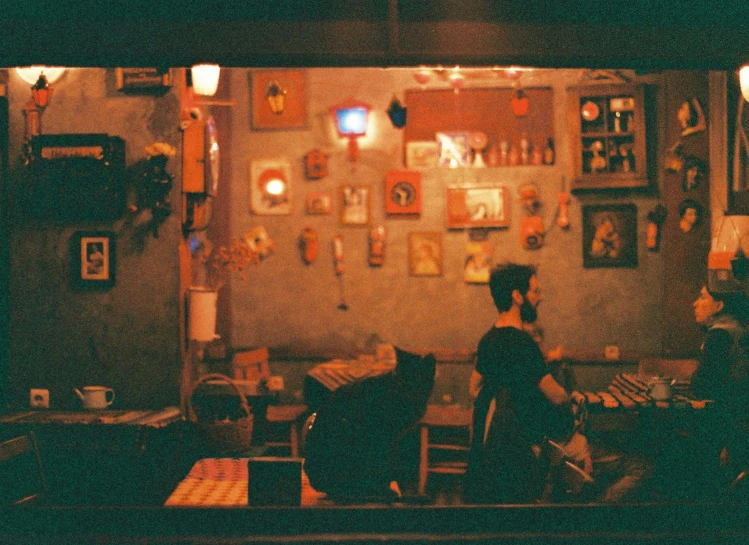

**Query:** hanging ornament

left=646, top=204, right=668, bottom=251
left=299, top=227, right=319, bottom=264
left=413, top=66, right=432, bottom=86
left=511, top=88, right=530, bottom=117
left=369, top=225, right=386, bottom=266
left=304, top=149, right=328, bottom=179
left=386, top=96, right=407, bottom=129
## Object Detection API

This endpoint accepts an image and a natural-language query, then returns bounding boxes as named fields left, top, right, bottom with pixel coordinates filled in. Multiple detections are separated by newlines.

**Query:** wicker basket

left=187, top=373, right=254, bottom=453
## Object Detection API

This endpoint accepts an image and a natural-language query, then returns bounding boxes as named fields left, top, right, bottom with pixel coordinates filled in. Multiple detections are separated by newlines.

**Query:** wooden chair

left=232, top=347, right=271, bottom=382
left=537, top=438, right=595, bottom=503
left=417, top=405, right=473, bottom=495
left=0, top=431, right=48, bottom=506
left=265, top=404, right=309, bottom=457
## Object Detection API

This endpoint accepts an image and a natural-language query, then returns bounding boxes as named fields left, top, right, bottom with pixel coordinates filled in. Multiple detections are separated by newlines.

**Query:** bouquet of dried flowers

left=201, top=238, right=260, bottom=290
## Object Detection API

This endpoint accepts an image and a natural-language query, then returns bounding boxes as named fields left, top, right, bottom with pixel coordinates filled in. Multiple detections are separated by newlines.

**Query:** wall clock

left=385, top=170, right=421, bottom=215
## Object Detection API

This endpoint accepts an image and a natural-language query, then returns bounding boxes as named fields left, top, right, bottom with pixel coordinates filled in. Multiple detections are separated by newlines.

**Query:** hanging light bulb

left=191, top=64, right=221, bottom=96
left=740, top=65, right=749, bottom=102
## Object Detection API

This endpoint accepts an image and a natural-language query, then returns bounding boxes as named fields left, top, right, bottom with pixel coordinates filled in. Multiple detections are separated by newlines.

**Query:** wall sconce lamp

left=265, top=80, right=286, bottom=115
left=330, top=97, right=371, bottom=162
left=15, top=66, right=65, bottom=85
left=739, top=65, right=749, bottom=102
left=31, top=74, right=53, bottom=109
left=22, top=73, right=55, bottom=159
left=191, top=64, right=221, bottom=96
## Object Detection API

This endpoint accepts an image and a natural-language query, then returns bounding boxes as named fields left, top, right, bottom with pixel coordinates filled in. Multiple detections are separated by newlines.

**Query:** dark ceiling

left=1, top=0, right=747, bottom=69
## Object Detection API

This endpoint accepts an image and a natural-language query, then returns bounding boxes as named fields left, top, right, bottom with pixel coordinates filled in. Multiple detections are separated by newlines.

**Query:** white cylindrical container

left=188, top=286, right=218, bottom=342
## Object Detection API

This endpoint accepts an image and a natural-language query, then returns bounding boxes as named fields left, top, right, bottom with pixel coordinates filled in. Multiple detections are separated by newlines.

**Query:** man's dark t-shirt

left=476, top=326, right=570, bottom=446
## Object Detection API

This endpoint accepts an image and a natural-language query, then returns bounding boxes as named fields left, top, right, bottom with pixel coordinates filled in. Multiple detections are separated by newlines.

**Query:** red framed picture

left=385, top=171, right=421, bottom=216
left=446, top=186, right=510, bottom=229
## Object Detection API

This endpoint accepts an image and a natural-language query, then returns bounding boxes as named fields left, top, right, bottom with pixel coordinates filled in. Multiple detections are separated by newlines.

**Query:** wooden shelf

left=568, top=84, right=649, bottom=191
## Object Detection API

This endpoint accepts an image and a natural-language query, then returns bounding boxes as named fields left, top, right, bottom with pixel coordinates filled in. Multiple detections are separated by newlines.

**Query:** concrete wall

left=4, top=69, right=183, bottom=410
left=226, top=68, right=667, bottom=358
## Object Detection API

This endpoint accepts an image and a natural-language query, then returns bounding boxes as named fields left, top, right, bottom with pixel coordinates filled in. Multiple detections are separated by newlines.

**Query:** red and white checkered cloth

left=165, top=458, right=326, bottom=506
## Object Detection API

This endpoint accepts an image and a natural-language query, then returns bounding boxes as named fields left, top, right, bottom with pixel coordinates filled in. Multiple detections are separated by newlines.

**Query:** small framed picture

left=446, top=186, right=510, bottom=229
left=582, top=204, right=638, bottom=268
left=70, top=231, right=115, bottom=290
left=385, top=170, right=421, bottom=216
left=409, top=231, right=442, bottom=276
left=115, top=68, right=172, bottom=93
left=340, top=185, right=371, bottom=226
left=306, top=192, right=333, bottom=215
left=464, top=241, right=493, bottom=284
left=251, top=70, right=308, bottom=130
left=405, top=141, right=439, bottom=168
left=250, top=158, right=292, bottom=215
left=436, top=132, right=471, bottom=168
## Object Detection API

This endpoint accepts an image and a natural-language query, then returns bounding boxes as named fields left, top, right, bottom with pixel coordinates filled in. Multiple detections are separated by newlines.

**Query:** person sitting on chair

left=303, top=347, right=436, bottom=502
left=466, top=263, right=651, bottom=504
left=687, top=286, right=749, bottom=496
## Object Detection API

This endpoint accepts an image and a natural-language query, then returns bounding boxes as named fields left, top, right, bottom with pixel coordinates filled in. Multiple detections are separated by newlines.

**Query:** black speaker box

left=21, top=134, right=126, bottom=222
left=247, top=457, right=302, bottom=506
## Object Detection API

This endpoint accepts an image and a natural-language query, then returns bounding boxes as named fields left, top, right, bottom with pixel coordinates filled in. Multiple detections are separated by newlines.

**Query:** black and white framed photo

left=70, top=231, right=116, bottom=290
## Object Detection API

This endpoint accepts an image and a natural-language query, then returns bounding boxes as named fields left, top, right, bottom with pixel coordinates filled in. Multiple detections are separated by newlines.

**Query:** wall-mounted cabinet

left=568, top=84, right=648, bottom=191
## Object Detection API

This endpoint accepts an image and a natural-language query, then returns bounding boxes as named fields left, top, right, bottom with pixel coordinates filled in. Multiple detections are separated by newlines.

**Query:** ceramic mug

left=74, top=386, right=115, bottom=410
left=648, top=377, right=673, bottom=401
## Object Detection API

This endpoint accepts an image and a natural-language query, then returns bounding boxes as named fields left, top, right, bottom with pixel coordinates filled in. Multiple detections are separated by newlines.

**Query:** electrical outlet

left=30, top=389, right=49, bottom=409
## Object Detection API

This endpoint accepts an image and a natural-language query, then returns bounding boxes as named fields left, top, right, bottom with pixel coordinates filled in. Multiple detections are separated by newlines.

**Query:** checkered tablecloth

left=164, top=458, right=326, bottom=506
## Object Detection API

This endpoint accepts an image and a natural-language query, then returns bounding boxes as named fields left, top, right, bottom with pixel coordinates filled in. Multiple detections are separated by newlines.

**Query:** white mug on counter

left=647, top=376, right=674, bottom=401
left=74, top=386, right=115, bottom=410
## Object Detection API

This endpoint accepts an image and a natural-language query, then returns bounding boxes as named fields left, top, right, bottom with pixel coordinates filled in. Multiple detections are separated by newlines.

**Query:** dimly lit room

left=3, top=1, right=749, bottom=543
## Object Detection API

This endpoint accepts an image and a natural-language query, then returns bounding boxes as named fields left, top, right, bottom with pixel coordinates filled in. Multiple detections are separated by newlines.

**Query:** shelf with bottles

left=569, top=84, right=648, bottom=190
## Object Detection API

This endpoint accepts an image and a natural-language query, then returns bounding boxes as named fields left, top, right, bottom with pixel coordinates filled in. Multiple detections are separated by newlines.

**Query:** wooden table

left=0, top=407, right=183, bottom=427
left=164, top=457, right=328, bottom=506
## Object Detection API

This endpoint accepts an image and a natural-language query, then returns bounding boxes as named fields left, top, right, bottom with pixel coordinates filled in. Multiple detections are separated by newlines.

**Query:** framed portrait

left=306, top=192, right=333, bottom=215
left=409, top=232, right=442, bottom=277
left=582, top=204, right=638, bottom=268
left=340, top=185, right=371, bottom=226
left=70, top=231, right=115, bottom=290
left=446, top=186, right=510, bottom=229
left=385, top=170, right=421, bottom=216
left=250, top=158, right=292, bottom=215
left=464, top=241, right=493, bottom=284
left=251, top=70, right=307, bottom=130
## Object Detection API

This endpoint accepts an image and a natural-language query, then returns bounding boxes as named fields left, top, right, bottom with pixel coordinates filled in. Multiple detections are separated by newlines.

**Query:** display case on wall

left=568, top=84, right=648, bottom=191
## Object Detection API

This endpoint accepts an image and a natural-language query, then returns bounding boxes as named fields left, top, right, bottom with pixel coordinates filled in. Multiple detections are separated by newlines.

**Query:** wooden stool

left=418, top=405, right=473, bottom=496
left=265, top=404, right=309, bottom=457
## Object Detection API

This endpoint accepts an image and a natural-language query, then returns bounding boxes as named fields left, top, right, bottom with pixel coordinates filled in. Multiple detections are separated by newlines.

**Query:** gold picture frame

left=409, top=231, right=442, bottom=277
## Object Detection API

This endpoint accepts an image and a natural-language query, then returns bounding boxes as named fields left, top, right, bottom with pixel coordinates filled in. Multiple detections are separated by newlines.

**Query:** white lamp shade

left=15, top=66, right=66, bottom=85
left=740, top=65, right=749, bottom=103
left=191, top=64, right=221, bottom=96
